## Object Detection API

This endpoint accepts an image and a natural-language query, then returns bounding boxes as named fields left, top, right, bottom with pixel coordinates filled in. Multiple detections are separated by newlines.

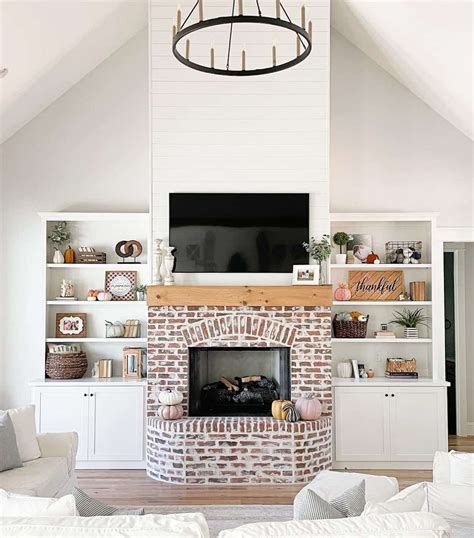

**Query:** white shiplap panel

left=150, top=0, right=330, bottom=282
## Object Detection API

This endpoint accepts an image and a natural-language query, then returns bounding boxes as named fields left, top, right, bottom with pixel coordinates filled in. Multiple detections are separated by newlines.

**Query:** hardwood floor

left=77, top=436, right=474, bottom=506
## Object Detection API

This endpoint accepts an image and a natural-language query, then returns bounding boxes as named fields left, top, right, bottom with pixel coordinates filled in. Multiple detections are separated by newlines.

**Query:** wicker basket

left=333, top=316, right=369, bottom=338
left=386, top=358, right=417, bottom=373
left=46, top=352, right=88, bottom=379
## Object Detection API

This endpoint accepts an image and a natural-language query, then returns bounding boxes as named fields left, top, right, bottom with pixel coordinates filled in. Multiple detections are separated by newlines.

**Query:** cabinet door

left=35, top=387, right=89, bottom=461
left=335, top=387, right=390, bottom=461
left=389, top=388, right=447, bottom=461
left=88, top=387, right=144, bottom=461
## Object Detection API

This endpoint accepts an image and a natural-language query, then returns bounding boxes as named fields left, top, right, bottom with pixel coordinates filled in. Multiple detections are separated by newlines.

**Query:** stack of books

left=375, top=330, right=395, bottom=339
left=385, top=371, right=418, bottom=378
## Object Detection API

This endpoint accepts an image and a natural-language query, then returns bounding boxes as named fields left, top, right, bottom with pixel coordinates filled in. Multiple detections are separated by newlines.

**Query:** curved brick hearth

left=147, top=416, right=332, bottom=484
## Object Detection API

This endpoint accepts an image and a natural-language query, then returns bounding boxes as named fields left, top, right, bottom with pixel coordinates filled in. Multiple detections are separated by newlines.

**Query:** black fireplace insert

left=188, top=347, right=291, bottom=417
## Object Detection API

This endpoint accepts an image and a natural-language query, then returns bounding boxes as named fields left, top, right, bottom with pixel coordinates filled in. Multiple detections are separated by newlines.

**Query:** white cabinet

left=32, top=382, right=145, bottom=469
left=334, top=384, right=448, bottom=469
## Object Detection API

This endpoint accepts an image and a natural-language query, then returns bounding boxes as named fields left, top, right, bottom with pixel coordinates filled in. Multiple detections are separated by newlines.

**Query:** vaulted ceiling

left=0, top=0, right=472, bottom=143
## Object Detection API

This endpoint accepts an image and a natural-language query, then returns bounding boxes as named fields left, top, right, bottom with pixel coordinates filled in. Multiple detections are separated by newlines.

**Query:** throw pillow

left=0, top=413, right=23, bottom=472
left=362, top=483, right=426, bottom=516
left=294, top=481, right=365, bottom=521
left=5, top=405, right=41, bottom=462
left=449, top=451, right=474, bottom=486
left=73, top=487, right=144, bottom=517
left=0, top=489, right=77, bottom=517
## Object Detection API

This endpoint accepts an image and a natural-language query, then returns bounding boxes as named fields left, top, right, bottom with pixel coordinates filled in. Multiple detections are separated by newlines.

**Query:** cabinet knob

left=83, top=393, right=87, bottom=397
left=391, top=394, right=395, bottom=397
left=90, top=393, right=94, bottom=397
left=385, top=393, right=388, bottom=397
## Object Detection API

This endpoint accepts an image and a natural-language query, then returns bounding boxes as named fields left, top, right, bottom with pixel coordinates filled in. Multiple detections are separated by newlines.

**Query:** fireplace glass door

left=188, top=347, right=291, bottom=417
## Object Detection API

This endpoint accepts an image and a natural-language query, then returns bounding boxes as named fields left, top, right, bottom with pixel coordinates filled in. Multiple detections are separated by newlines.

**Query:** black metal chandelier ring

left=172, top=15, right=312, bottom=77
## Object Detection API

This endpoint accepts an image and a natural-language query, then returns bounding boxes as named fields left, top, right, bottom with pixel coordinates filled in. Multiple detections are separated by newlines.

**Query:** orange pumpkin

left=271, top=399, right=292, bottom=420
left=366, top=252, right=380, bottom=264
left=64, top=246, right=75, bottom=264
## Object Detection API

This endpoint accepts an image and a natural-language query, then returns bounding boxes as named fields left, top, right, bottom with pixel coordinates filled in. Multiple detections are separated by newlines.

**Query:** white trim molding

left=437, top=227, right=474, bottom=242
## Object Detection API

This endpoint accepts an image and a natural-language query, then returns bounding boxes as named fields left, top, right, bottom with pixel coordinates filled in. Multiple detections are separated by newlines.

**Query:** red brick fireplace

left=146, top=286, right=332, bottom=484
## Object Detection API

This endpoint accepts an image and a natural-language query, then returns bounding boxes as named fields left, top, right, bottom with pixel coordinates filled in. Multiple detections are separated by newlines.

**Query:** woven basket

left=46, top=352, right=88, bottom=379
left=333, top=316, right=369, bottom=338
left=386, top=358, right=417, bottom=373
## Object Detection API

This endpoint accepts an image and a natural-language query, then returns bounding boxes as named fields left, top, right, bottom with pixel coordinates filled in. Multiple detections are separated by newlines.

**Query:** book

left=351, top=359, right=359, bottom=379
left=375, top=331, right=395, bottom=337
left=385, top=371, right=418, bottom=378
left=56, top=296, right=77, bottom=300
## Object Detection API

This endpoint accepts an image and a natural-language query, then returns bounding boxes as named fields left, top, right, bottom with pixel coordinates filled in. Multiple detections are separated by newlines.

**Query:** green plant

left=302, top=235, right=332, bottom=263
left=48, top=221, right=70, bottom=248
left=389, top=308, right=430, bottom=328
left=134, top=284, right=148, bottom=293
left=332, top=232, right=353, bottom=254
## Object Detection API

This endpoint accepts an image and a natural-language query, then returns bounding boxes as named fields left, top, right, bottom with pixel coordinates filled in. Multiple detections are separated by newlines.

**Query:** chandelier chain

left=226, top=0, right=236, bottom=70
left=181, top=0, right=199, bottom=30
left=255, top=0, right=262, bottom=16
left=280, top=2, right=307, bottom=50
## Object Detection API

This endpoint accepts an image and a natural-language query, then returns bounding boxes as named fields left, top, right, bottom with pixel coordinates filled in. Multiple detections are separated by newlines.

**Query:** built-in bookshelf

left=329, top=212, right=441, bottom=381
left=40, top=212, right=151, bottom=379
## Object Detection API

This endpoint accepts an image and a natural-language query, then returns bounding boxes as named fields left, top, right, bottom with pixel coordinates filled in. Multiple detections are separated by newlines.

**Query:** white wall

left=150, top=0, right=331, bottom=285
left=465, top=243, right=474, bottom=428
left=330, top=31, right=474, bottom=228
left=0, top=30, right=149, bottom=409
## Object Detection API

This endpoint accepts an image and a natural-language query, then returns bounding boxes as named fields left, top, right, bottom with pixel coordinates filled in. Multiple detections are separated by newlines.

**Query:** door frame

left=438, top=226, right=474, bottom=436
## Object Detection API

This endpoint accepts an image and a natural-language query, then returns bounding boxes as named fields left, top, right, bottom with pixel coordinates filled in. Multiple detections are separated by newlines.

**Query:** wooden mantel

left=147, top=285, right=332, bottom=308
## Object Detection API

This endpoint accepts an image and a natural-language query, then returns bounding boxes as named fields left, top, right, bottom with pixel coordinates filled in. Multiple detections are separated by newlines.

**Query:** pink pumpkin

left=158, top=404, right=184, bottom=420
left=334, top=282, right=351, bottom=301
left=295, top=394, right=322, bottom=420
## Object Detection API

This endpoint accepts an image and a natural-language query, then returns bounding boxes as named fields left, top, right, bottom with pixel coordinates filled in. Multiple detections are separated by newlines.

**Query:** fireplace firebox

left=188, top=347, right=291, bottom=417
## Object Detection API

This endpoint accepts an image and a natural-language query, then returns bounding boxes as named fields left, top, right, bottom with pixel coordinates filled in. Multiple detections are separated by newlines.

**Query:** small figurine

left=403, top=248, right=412, bottom=264
left=367, top=369, right=375, bottom=378
left=366, top=252, right=380, bottom=264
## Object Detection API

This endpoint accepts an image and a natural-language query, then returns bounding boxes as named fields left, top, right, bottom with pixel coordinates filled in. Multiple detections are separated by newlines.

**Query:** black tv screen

left=169, top=193, right=309, bottom=273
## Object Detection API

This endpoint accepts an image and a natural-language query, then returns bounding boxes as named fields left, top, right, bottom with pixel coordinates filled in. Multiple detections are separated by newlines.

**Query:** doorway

left=444, top=252, right=456, bottom=434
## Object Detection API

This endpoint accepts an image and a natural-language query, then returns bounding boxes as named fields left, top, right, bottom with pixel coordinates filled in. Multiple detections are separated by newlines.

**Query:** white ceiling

left=0, top=0, right=147, bottom=143
left=331, top=0, right=473, bottom=141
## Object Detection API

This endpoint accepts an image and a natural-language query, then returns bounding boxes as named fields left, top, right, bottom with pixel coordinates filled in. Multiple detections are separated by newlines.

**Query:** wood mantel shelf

left=147, top=285, right=332, bottom=308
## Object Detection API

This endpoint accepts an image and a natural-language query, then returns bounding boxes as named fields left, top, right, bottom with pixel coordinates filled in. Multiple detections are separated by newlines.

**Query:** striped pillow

left=72, top=488, right=144, bottom=517
left=294, top=480, right=366, bottom=521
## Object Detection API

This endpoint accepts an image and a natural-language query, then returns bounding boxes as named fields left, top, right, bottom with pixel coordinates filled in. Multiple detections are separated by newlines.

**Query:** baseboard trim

left=332, top=461, right=433, bottom=470
left=76, top=461, right=146, bottom=470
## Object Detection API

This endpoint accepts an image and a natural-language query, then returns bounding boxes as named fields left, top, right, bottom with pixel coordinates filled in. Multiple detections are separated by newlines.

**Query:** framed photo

left=346, top=234, right=373, bottom=264
left=56, top=313, right=87, bottom=338
left=105, top=271, right=137, bottom=301
left=292, top=264, right=320, bottom=285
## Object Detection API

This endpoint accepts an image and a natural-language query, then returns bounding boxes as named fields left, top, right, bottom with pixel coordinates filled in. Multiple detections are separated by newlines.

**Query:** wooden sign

left=348, top=271, right=404, bottom=301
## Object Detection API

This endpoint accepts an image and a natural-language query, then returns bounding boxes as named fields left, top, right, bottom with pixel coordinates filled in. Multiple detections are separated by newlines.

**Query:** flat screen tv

left=169, top=193, right=309, bottom=273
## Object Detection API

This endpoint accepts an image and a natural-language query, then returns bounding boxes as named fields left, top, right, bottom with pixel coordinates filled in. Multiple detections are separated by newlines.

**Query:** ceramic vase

left=153, top=239, right=163, bottom=285
left=163, top=246, right=176, bottom=286
left=337, top=361, right=353, bottom=378
left=404, top=327, right=419, bottom=339
left=335, top=254, right=347, bottom=265
left=53, top=248, right=64, bottom=264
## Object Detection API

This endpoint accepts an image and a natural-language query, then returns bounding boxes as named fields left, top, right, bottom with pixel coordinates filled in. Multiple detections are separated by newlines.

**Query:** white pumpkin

left=158, top=389, right=183, bottom=405
left=105, top=320, right=125, bottom=338
left=97, top=291, right=113, bottom=301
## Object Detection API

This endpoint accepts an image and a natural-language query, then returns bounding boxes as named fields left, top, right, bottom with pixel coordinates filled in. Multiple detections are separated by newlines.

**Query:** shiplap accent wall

left=150, top=0, right=330, bottom=284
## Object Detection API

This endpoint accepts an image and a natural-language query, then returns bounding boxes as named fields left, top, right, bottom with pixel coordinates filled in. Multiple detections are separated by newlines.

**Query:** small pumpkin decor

left=334, top=282, right=351, bottom=301
left=282, top=402, right=300, bottom=423
left=158, top=388, right=184, bottom=406
left=271, top=399, right=293, bottom=420
left=105, top=320, right=125, bottom=338
left=158, top=404, right=184, bottom=420
left=295, top=394, right=322, bottom=420
left=64, top=245, right=75, bottom=264
left=97, top=291, right=113, bottom=301
left=366, top=252, right=380, bottom=264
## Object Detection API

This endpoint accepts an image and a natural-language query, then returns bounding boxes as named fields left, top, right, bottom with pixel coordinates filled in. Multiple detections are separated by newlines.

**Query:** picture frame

left=55, top=313, right=87, bottom=338
left=105, top=271, right=137, bottom=301
left=346, top=234, right=373, bottom=264
left=292, top=264, right=320, bottom=285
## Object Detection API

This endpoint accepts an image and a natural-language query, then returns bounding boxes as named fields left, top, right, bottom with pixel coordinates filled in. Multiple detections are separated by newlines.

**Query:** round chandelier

left=172, top=1, right=313, bottom=76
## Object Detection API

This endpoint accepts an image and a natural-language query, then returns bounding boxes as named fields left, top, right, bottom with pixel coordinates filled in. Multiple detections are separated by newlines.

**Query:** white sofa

left=0, top=432, right=78, bottom=497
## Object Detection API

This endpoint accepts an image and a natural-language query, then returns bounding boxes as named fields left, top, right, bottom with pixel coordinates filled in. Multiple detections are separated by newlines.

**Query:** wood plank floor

left=77, top=436, right=474, bottom=506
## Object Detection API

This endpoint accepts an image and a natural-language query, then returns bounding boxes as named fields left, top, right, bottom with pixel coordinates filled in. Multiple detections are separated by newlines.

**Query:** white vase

left=404, top=327, right=419, bottom=339
left=163, top=246, right=176, bottom=286
left=53, top=249, right=64, bottom=264
left=335, top=254, right=347, bottom=265
left=153, top=239, right=163, bottom=285
left=337, top=361, right=353, bottom=378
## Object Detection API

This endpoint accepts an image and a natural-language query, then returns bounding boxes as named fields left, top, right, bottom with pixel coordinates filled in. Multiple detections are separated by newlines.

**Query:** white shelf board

left=47, top=264, right=148, bottom=269
left=331, top=264, right=432, bottom=269
left=46, top=338, right=147, bottom=343
left=47, top=301, right=146, bottom=306
left=30, top=377, right=147, bottom=386
left=333, top=301, right=432, bottom=306
left=332, top=338, right=432, bottom=343
left=332, top=377, right=449, bottom=387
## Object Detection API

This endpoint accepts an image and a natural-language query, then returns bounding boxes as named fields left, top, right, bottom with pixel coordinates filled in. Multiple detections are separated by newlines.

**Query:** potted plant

left=48, top=221, right=71, bottom=264
left=302, top=234, right=331, bottom=284
left=134, top=284, right=147, bottom=302
left=332, top=232, right=353, bottom=264
left=389, top=308, right=430, bottom=339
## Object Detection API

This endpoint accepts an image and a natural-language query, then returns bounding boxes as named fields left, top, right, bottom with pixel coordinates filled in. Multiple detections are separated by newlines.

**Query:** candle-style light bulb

left=296, top=34, right=301, bottom=56
left=186, top=39, right=190, bottom=60
left=272, top=45, right=277, bottom=67
left=276, top=0, right=280, bottom=18
left=198, top=0, right=203, bottom=22
left=301, top=5, right=306, bottom=29
left=177, top=7, right=181, bottom=29
left=308, top=20, right=313, bottom=40
left=172, top=25, right=177, bottom=40
left=238, top=0, right=243, bottom=16
left=242, top=49, right=246, bottom=70
left=210, top=47, right=215, bottom=68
